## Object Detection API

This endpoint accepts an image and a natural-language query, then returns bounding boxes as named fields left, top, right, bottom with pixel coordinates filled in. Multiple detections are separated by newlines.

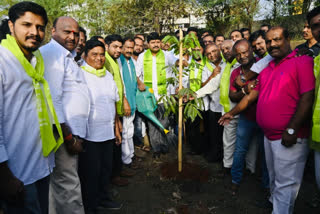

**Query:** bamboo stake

left=178, top=28, right=183, bottom=172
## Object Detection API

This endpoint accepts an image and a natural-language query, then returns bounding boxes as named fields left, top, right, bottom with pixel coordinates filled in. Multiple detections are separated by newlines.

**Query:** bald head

left=221, top=40, right=234, bottom=62
left=52, top=16, right=79, bottom=51
left=233, top=39, right=254, bottom=66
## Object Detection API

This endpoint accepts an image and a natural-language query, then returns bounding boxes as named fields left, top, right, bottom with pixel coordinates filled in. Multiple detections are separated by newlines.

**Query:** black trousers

left=185, top=113, right=205, bottom=154
left=112, top=143, right=123, bottom=177
left=206, top=111, right=224, bottom=162
left=78, top=139, right=114, bottom=212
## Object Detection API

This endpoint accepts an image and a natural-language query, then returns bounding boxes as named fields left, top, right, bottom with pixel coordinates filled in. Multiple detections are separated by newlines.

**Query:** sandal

left=141, top=145, right=151, bottom=152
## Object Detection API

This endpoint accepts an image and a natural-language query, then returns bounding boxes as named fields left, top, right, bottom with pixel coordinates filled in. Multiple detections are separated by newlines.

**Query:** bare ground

left=101, top=146, right=319, bottom=214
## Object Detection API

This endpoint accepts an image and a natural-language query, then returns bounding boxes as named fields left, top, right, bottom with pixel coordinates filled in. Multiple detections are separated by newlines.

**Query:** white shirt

left=0, top=46, right=54, bottom=185
left=195, top=60, right=240, bottom=113
left=82, top=63, right=119, bottom=141
left=136, top=50, right=178, bottom=100
left=196, top=60, right=226, bottom=112
left=40, top=39, right=90, bottom=138
left=251, top=54, right=273, bottom=74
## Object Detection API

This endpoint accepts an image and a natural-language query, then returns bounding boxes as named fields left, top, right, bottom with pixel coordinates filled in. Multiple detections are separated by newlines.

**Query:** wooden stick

left=178, top=28, right=183, bottom=172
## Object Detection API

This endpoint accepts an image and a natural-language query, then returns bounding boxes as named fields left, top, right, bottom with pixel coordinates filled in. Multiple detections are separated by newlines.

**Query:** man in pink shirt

left=219, top=27, right=315, bottom=214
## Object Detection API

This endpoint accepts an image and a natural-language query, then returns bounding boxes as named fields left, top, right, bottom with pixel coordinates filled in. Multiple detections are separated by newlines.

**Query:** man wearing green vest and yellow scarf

left=135, top=32, right=178, bottom=157
left=0, top=2, right=63, bottom=213
left=104, top=35, right=134, bottom=187
left=308, top=7, right=320, bottom=207
left=219, top=40, right=241, bottom=174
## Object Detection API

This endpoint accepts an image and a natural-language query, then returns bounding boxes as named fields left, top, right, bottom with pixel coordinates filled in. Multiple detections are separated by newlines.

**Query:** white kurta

left=82, top=63, right=119, bottom=142
left=135, top=50, right=178, bottom=100
left=40, top=39, right=90, bottom=214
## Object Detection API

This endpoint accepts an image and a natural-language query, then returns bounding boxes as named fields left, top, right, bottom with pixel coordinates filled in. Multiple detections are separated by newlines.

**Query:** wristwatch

left=240, top=74, right=246, bottom=83
left=286, top=128, right=295, bottom=135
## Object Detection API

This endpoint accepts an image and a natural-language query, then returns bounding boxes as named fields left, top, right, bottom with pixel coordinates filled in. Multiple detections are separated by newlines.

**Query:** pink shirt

left=230, top=65, right=258, bottom=122
left=255, top=51, right=315, bottom=140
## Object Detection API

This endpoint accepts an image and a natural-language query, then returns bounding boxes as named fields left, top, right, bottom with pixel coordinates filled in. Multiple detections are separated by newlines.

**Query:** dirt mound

left=160, top=161, right=209, bottom=183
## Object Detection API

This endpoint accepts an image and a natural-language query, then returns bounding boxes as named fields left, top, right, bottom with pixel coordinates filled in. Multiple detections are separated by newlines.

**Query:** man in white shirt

left=0, top=2, right=62, bottom=213
left=79, top=39, right=122, bottom=213
left=135, top=32, right=178, bottom=156
left=117, top=38, right=139, bottom=168
left=40, top=16, right=90, bottom=214
left=199, top=44, right=225, bottom=162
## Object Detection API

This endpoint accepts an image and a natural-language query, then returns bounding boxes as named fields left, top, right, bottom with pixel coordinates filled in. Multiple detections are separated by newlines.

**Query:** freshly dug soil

left=160, top=161, right=209, bottom=183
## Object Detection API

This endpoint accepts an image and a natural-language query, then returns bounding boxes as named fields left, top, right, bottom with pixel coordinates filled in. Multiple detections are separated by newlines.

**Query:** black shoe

left=99, top=200, right=123, bottom=210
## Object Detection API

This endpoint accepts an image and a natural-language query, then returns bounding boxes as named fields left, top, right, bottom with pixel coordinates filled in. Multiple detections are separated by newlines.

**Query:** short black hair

left=84, top=40, right=105, bottom=56
left=307, top=6, right=320, bottom=24
left=134, top=34, right=145, bottom=41
left=123, top=37, right=135, bottom=44
left=249, top=30, right=266, bottom=43
left=79, top=27, right=87, bottom=41
left=214, top=34, right=225, bottom=42
left=147, top=32, right=160, bottom=43
left=260, top=23, right=271, bottom=30
left=0, top=19, right=10, bottom=42
left=229, top=29, right=244, bottom=38
left=134, top=36, right=144, bottom=43
left=203, top=34, right=214, bottom=40
left=9, top=1, right=48, bottom=25
left=269, top=26, right=290, bottom=39
left=105, top=34, right=123, bottom=45
left=240, top=28, right=250, bottom=33
left=90, top=35, right=104, bottom=41
left=187, top=27, right=198, bottom=35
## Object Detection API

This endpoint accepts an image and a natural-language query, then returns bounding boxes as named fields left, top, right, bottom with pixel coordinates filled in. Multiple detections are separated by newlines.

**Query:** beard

left=133, top=51, right=142, bottom=56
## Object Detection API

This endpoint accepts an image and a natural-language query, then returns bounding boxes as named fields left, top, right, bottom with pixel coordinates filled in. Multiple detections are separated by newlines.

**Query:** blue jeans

left=231, top=114, right=269, bottom=188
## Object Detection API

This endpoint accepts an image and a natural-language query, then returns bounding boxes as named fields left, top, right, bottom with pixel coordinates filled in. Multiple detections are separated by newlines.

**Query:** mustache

left=153, top=46, right=159, bottom=49
left=26, top=35, right=41, bottom=42
left=269, top=47, right=280, bottom=52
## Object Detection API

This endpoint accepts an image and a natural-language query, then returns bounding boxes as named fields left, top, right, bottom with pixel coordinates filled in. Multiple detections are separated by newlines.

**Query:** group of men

left=0, top=1, right=319, bottom=214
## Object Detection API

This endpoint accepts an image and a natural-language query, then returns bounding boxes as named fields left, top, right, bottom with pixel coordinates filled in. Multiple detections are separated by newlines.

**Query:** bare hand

left=296, top=47, right=313, bottom=57
left=245, top=79, right=258, bottom=94
left=123, top=97, right=131, bottom=116
left=281, top=131, right=297, bottom=147
left=218, top=112, right=234, bottom=126
left=115, top=126, right=122, bottom=145
left=0, top=163, right=25, bottom=206
left=138, top=82, right=146, bottom=91
left=211, top=65, right=221, bottom=78
left=65, top=136, right=83, bottom=155
left=182, top=60, right=189, bottom=67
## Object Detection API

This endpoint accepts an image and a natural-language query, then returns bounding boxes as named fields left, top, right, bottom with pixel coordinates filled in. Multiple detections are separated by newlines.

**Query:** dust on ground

left=101, top=146, right=319, bottom=214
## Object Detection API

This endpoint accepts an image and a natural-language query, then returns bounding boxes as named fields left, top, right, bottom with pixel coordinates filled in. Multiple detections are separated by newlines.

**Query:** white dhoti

left=222, top=117, right=238, bottom=168
left=49, top=144, right=84, bottom=214
left=122, top=113, right=135, bottom=164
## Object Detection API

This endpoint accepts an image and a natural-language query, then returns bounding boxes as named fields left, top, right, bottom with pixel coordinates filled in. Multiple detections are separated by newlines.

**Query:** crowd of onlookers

left=0, top=1, right=320, bottom=214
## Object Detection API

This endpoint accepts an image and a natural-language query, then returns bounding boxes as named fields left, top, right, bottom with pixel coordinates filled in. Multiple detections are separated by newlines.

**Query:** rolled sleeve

left=196, top=73, right=221, bottom=98
left=251, top=54, right=273, bottom=74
